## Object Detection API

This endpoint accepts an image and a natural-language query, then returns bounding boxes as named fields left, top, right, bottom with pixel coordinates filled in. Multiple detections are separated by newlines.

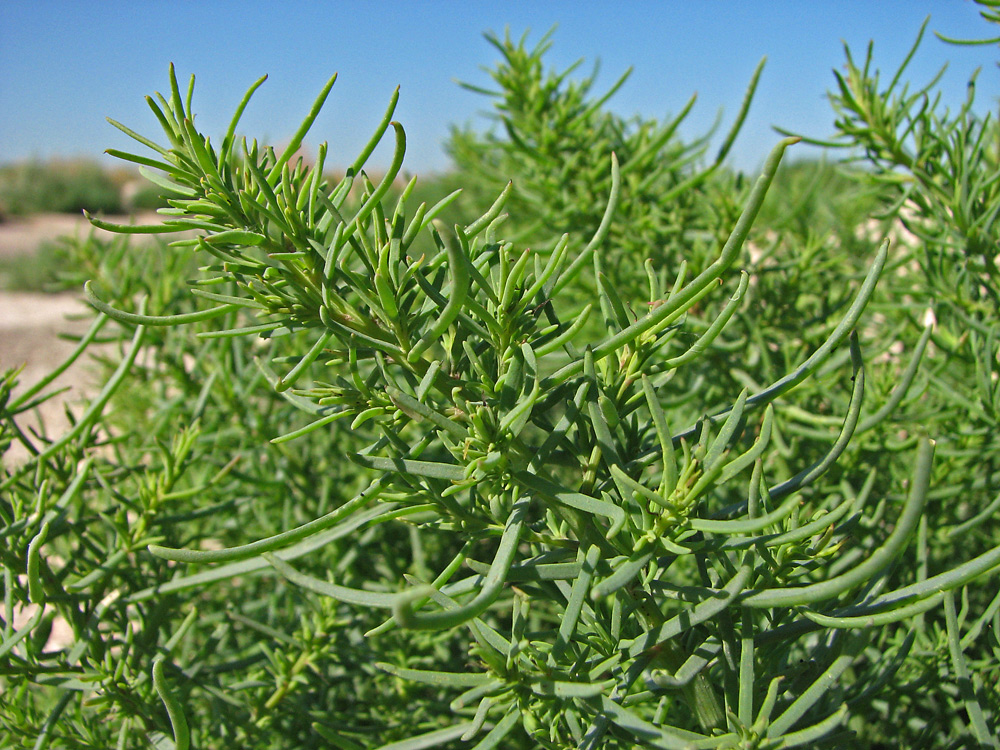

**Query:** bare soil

left=0, top=213, right=163, bottom=463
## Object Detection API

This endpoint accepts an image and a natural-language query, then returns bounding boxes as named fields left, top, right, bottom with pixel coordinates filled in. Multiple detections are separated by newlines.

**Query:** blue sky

left=1, top=1, right=998, bottom=176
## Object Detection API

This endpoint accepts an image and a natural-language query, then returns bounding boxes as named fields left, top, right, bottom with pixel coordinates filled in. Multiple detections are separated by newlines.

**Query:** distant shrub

left=124, top=180, right=172, bottom=211
left=0, top=159, right=123, bottom=216
left=0, top=240, right=67, bottom=292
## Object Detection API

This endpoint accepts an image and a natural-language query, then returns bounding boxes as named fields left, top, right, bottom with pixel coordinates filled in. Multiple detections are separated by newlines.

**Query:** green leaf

left=599, top=696, right=714, bottom=749
left=394, top=502, right=528, bottom=629
left=376, top=662, right=493, bottom=688
left=468, top=706, right=520, bottom=750
left=263, top=553, right=402, bottom=608
left=148, top=486, right=378, bottom=563
left=152, top=658, right=190, bottom=750
left=204, top=229, right=267, bottom=246
left=386, top=385, right=469, bottom=440
left=547, top=137, right=798, bottom=385
left=350, top=454, right=466, bottom=481
left=84, top=211, right=191, bottom=234
left=743, top=437, right=934, bottom=608
left=627, top=565, right=752, bottom=657
left=129, top=502, right=396, bottom=603
left=267, top=72, right=337, bottom=181
left=515, top=471, right=626, bottom=537
left=84, top=281, right=239, bottom=326
left=373, top=723, right=478, bottom=750
left=408, top=224, right=471, bottom=362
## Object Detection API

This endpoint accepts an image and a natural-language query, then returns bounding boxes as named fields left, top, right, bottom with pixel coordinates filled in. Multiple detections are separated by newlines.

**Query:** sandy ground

left=0, top=213, right=165, bottom=463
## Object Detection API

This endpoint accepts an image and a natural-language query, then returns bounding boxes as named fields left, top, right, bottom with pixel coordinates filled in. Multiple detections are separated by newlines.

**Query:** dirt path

left=0, top=292, right=99, bottom=462
left=0, top=211, right=169, bottom=259
left=0, top=213, right=163, bottom=463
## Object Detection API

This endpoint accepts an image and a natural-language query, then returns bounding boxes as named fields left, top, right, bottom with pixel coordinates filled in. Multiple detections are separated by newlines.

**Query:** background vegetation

left=0, top=159, right=171, bottom=220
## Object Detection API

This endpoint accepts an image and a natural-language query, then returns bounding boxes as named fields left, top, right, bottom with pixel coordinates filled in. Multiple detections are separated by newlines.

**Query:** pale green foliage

left=2, top=8, right=1000, bottom=748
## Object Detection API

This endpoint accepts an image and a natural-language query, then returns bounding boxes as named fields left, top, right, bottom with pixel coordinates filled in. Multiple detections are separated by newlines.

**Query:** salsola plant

left=3, top=12, right=1000, bottom=748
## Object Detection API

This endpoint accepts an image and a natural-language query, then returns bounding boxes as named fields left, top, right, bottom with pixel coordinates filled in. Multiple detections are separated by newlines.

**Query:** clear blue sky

left=2, top=1, right=998, bottom=176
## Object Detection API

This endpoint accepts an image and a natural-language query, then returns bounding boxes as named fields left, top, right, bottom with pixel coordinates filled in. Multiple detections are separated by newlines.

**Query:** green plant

left=774, top=3, right=1000, bottom=745
left=448, top=27, right=761, bottom=295
left=3, top=16, right=1000, bottom=750
left=0, top=241, right=66, bottom=292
